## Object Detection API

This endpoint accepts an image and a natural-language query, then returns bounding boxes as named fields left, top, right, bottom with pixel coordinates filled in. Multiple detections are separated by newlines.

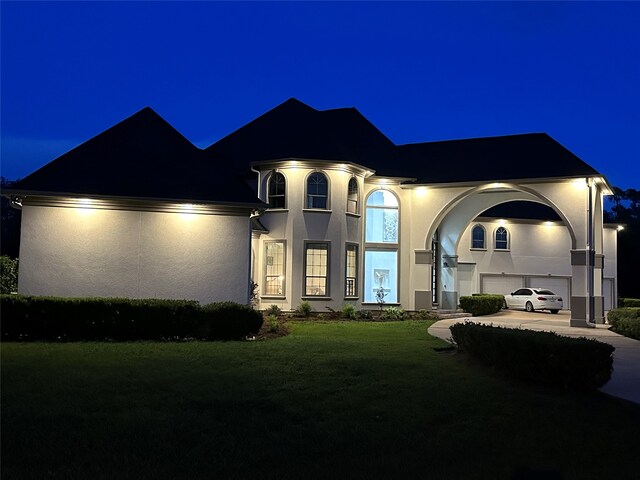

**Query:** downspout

left=586, top=178, right=595, bottom=326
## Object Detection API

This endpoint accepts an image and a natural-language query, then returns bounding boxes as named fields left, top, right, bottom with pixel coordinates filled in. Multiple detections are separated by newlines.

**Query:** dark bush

left=459, top=295, right=504, bottom=316
left=449, top=322, right=614, bottom=390
left=607, top=307, right=640, bottom=340
left=0, top=256, right=18, bottom=294
left=0, top=295, right=262, bottom=341
left=200, top=301, right=264, bottom=340
left=619, top=298, right=640, bottom=307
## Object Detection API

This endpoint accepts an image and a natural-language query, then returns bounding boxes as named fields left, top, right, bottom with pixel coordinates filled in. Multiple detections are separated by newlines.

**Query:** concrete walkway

left=428, top=310, right=640, bottom=405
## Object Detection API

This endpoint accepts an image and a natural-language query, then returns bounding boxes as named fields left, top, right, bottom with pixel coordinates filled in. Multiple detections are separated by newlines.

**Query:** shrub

left=296, top=301, right=312, bottom=317
left=267, top=314, right=279, bottom=333
left=341, top=303, right=357, bottom=320
left=265, top=304, right=282, bottom=316
left=380, top=306, right=406, bottom=321
left=607, top=307, right=640, bottom=340
left=355, top=310, right=373, bottom=321
left=619, top=298, right=640, bottom=308
left=0, top=295, right=263, bottom=341
left=0, top=256, right=18, bottom=294
left=450, top=322, right=614, bottom=390
left=415, top=309, right=438, bottom=320
left=459, top=295, right=504, bottom=316
left=200, top=301, right=264, bottom=340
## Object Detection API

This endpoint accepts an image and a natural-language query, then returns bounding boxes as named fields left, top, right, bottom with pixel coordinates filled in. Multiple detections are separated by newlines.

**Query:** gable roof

left=9, top=107, right=262, bottom=206
left=204, top=98, right=399, bottom=172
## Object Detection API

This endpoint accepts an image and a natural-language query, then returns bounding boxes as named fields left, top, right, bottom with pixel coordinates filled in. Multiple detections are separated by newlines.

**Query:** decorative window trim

left=345, top=243, right=359, bottom=298
left=263, top=240, right=286, bottom=297
left=471, top=224, right=486, bottom=250
left=494, top=226, right=510, bottom=251
left=267, top=171, right=287, bottom=210
left=303, top=241, right=330, bottom=297
left=347, top=177, right=359, bottom=215
left=304, top=171, right=330, bottom=210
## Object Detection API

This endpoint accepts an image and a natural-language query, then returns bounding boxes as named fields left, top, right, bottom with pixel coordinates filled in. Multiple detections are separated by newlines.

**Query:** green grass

left=2, top=321, right=639, bottom=479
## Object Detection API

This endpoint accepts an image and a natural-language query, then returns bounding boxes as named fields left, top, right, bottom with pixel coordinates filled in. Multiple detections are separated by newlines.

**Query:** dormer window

left=306, top=172, right=328, bottom=209
left=268, top=172, right=286, bottom=209
left=347, top=177, right=359, bottom=214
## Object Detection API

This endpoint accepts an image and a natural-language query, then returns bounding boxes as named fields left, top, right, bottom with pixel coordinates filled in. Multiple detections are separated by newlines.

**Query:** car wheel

left=525, top=302, right=534, bottom=313
left=503, top=299, right=508, bottom=309
left=550, top=309, right=559, bottom=314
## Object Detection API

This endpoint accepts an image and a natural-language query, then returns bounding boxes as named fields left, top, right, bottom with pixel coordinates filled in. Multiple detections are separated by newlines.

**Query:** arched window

left=495, top=226, right=509, bottom=250
left=365, top=189, right=398, bottom=243
left=347, top=177, right=359, bottom=214
left=306, top=172, right=328, bottom=209
left=471, top=225, right=486, bottom=249
left=268, top=172, right=286, bottom=209
left=364, top=189, right=400, bottom=304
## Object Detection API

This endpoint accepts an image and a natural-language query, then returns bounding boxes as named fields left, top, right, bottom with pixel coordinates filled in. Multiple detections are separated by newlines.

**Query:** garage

left=481, top=274, right=571, bottom=309
left=481, top=275, right=524, bottom=296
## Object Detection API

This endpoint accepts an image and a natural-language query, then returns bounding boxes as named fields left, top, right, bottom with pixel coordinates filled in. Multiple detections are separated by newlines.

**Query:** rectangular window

left=305, top=242, right=329, bottom=296
left=345, top=244, right=358, bottom=297
left=364, top=249, right=398, bottom=303
left=264, top=241, right=285, bottom=296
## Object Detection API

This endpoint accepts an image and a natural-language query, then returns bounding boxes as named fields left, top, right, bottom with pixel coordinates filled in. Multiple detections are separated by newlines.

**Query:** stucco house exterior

left=4, top=98, right=618, bottom=327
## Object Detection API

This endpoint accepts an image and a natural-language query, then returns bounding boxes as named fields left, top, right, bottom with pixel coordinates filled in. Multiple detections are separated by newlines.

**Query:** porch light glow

left=497, top=219, right=507, bottom=225
left=572, top=178, right=587, bottom=188
left=415, top=187, right=428, bottom=196
left=617, top=225, right=624, bottom=231
left=543, top=221, right=554, bottom=226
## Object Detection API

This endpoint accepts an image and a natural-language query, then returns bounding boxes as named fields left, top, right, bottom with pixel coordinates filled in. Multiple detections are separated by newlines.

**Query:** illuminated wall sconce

left=617, top=225, right=625, bottom=231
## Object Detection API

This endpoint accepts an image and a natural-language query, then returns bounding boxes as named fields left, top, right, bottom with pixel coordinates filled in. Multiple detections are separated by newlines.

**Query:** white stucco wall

left=18, top=204, right=251, bottom=305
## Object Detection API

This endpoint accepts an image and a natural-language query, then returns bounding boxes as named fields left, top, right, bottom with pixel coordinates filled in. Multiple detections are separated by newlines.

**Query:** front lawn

left=2, top=321, right=639, bottom=479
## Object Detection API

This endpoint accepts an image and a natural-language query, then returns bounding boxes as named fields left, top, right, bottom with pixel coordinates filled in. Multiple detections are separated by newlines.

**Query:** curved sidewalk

left=428, top=310, right=640, bottom=405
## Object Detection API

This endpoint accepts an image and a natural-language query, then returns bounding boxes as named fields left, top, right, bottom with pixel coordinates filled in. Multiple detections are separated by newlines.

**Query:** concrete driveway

left=428, top=310, right=640, bottom=405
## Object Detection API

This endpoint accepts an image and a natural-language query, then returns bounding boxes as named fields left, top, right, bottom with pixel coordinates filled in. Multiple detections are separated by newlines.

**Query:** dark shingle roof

left=478, top=201, right=562, bottom=221
left=9, top=107, right=262, bottom=205
left=204, top=99, right=602, bottom=183
left=397, top=133, right=601, bottom=184
left=204, top=98, right=399, bottom=172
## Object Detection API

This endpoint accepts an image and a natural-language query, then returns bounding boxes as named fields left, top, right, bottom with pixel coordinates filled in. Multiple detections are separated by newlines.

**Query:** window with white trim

left=306, top=172, right=328, bottom=209
left=345, top=244, right=358, bottom=297
left=304, top=242, right=329, bottom=296
left=471, top=225, right=486, bottom=249
left=495, top=226, right=509, bottom=250
left=347, top=177, right=359, bottom=214
left=364, top=190, right=399, bottom=303
left=268, top=172, right=286, bottom=209
left=264, top=241, right=286, bottom=296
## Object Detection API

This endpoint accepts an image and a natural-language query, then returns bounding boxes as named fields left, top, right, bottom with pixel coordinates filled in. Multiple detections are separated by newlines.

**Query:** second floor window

left=495, top=226, right=509, bottom=250
left=471, top=225, right=486, bottom=249
left=268, top=172, right=286, bottom=209
left=347, top=178, right=359, bottom=214
left=306, top=172, right=328, bottom=209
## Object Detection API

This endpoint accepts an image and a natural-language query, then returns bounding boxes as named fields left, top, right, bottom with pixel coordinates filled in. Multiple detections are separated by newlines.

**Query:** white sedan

left=503, top=288, right=563, bottom=314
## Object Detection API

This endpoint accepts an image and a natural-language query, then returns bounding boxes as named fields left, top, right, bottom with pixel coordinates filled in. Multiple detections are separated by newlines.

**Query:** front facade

left=5, top=99, right=618, bottom=327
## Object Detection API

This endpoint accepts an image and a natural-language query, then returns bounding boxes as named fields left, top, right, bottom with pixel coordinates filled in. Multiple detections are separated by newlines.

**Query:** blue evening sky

left=1, top=1, right=638, bottom=188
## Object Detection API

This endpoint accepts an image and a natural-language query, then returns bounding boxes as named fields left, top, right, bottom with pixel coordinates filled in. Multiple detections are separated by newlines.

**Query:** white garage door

left=481, top=275, right=524, bottom=295
left=603, top=278, right=614, bottom=311
left=527, top=277, right=570, bottom=310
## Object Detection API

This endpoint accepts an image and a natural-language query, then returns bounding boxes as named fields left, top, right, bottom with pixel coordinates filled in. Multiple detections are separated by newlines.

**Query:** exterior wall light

left=617, top=225, right=624, bottom=231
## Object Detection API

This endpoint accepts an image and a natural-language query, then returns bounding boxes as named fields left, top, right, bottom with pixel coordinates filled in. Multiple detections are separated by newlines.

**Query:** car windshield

left=534, top=289, right=555, bottom=295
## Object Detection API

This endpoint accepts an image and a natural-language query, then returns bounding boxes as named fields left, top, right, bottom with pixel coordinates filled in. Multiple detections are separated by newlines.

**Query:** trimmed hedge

left=0, top=256, right=18, bottom=294
left=459, top=294, right=504, bottom=316
left=450, top=322, right=614, bottom=390
left=619, top=298, right=640, bottom=308
left=0, top=295, right=263, bottom=341
left=607, top=307, right=640, bottom=340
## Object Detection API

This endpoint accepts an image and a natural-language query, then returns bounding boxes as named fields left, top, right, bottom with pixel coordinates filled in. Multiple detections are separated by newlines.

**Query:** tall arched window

left=364, top=189, right=399, bottom=303
left=347, top=177, right=359, bottom=214
left=495, top=226, right=509, bottom=250
left=268, top=172, right=286, bottom=209
left=306, top=172, right=328, bottom=209
left=471, top=225, right=486, bottom=249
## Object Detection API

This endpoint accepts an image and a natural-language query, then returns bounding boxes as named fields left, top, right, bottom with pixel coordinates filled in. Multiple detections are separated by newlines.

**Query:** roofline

left=2, top=190, right=265, bottom=215
left=399, top=174, right=612, bottom=190
left=250, top=158, right=376, bottom=177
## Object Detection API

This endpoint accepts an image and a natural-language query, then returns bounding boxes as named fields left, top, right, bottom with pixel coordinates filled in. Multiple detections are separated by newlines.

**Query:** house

left=4, top=98, right=618, bottom=327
